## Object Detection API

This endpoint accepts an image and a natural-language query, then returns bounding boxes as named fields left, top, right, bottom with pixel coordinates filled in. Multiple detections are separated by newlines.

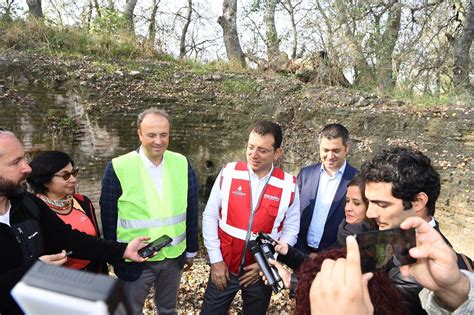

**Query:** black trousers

left=201, top=273, right=273, bottom=315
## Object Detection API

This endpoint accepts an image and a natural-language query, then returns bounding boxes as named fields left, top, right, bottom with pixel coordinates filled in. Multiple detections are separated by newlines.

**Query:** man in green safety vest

left=100, top=108, right=199, bottom=315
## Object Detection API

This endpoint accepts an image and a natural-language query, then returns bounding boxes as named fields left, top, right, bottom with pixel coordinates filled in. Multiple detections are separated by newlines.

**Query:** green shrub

left=90, top=9, right=129, bottom=35
left=0, top=16, right=160, bottom=59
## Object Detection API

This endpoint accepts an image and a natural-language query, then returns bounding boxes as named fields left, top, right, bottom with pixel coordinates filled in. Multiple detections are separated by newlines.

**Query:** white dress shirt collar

left=247, top=163, right=274, bottom=181
left=139, top=146, right=163, bottom=168
left=321, top=160, right=347, bottom=178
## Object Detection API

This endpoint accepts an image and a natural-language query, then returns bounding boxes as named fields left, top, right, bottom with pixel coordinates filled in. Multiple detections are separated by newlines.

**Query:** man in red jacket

left=201, top=121, right=300, bottom=315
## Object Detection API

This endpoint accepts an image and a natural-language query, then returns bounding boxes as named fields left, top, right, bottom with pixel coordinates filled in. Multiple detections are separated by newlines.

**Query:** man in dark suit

left=295, top=124, right=358, bottom=253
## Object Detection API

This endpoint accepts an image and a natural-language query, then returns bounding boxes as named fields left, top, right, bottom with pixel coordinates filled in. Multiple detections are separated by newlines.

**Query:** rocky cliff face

left=1, top=52, right=472, bottom=256
left=276, top=86, right=473, bottom=256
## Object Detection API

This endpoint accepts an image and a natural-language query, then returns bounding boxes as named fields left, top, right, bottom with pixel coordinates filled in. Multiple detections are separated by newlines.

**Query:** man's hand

left=39, top=250, right=68, bottom=266
left=274, top=241, right=289, bottom=255
left=123, top=236, right=150, bottom=262
left=310, top=235, right=374, bottom=315
left=183, top=256, right=194, bottom=272
left=399, top=217, right=470, bottom=310
left=239, top=262, right=261, bottom=287
left=259, top=258, right=291, bottom=289
left=211, top=261, right=229, bottom=290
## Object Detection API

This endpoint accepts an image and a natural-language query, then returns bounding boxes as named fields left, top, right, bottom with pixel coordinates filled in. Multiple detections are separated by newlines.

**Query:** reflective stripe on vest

left=218, top=161, right=296, bottom=273
left=118, top=231, right=186, bottom=247
left=112, top=150, right=188, bottom=261
left=117, top=213, right=186, bottom=230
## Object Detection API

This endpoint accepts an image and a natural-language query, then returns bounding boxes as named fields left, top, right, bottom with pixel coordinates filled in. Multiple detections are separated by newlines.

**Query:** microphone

left=248, top=240, right=281, bottom=293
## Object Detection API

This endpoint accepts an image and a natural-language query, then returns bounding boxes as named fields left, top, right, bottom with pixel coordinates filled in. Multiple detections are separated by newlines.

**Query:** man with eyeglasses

left=201, top=120, right=300, bottom=314
left=0, top=130, right=149, bottom=315
left=295, top=123, right=358, bottom=254
left=100, top=108, right=199, bottom=315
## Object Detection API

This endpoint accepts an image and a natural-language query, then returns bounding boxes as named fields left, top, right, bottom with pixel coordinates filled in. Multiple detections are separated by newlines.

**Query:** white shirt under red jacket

left=202, top=162, right=300, bottom=275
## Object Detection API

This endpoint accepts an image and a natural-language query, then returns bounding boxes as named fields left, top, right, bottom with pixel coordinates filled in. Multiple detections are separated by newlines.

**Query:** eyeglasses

left=247, top=145, right=274, bottom=155
left=54, top=168, right=79, bottom=180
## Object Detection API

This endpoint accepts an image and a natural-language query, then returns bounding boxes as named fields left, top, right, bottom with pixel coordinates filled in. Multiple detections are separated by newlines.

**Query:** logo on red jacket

left=232, top=185, right=246, bottom=197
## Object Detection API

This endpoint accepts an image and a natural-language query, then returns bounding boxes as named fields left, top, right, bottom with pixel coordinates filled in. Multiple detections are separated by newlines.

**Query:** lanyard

left=238, top=166, right=273, bottom=274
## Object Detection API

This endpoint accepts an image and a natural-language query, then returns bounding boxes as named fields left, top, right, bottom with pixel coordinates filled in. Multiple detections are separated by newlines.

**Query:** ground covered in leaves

left=140, top=250, right=293, bottom=314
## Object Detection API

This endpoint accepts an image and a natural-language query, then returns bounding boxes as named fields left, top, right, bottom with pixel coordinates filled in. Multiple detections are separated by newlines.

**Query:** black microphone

left=249, top=240, right=280, bottom=293
left=260, top=243, right=283, bottom=285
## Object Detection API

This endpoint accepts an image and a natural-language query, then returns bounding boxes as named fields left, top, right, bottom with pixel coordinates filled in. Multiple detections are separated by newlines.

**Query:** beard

left=0, top=176, right=27, bottom=198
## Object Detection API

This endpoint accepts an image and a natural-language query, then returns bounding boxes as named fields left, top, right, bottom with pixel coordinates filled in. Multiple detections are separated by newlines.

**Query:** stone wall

left=276, top=86, right=473, bottom=256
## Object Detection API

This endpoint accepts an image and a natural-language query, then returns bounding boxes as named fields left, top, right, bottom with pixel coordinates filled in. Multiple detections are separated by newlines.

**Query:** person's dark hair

left=347, top=173, right=368, bottom=205
left=347, top=173, right=378, bottom=228
left=319, top=123, right=350, bottom=146
left=137, top=108, right=171, bottom=129
left=295, top=248, right=407, bottom=315
left=27, top=151, right=75, bottom=194
left=251, top=120, right=283, bottom=149
left=361, top=146, right=440, bottom=216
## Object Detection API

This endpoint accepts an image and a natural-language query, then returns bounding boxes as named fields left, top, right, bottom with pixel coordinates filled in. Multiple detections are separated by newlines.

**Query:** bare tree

left=26, top=0, right=43, bottom=18
left=85, top=0, right=93, bottom=30
left=264, top=0, right=280, bottom=59
left=147, top=0, right=159, bottom=51
left=2, top=0, right=16, bottom=20
left=334, top=0, right=374, bottom=84
left=281, top=0, right=302, bottom=59
left=180, top=0, right=193, bottom=59
left=376, top=1, right=402, bottom=90
left=93, top=0, right=101, bottom=18
left=218, top=0, right=246, bottom=67
left=124, top=0, right=138, bottom=32
left=447, top=0, right=474, bottom=91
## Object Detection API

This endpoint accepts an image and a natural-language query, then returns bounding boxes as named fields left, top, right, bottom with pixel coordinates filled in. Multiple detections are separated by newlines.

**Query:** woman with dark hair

left=27, top=151, right=106, bottom=273
left=275, top=174, right=375, bottom=271
left=336, top=174, right=376, bottom=246
left=295, top=247, right=407, bottom=315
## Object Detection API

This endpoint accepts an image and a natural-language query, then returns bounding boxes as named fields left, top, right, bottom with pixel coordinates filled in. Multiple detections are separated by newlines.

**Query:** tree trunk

left=377, top=1, right=402, bottom=91
left=264, top=0, right=280, bottom=60
left=180, top=0, right=193, bottom=59
left=124, top=0, right=138, bottom=33
left=283, top=0, right=298, bottom=59
left=3, top=0, right=14, bottom=21
left=335, top=0, right=374, bottom=85
left=218, top=0, right=246, bottom=67
left=93, top=0, right=101, bottom=18
left=449, top=0, right=473, bottom=92
left=26, top=0, right=43, bottom=18
left=147, top=0, right=159, bottom=51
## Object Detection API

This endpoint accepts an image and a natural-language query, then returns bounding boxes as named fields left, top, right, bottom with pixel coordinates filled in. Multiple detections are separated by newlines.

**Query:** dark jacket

left=295, top=162, right=358, bottom=253
left=0, top=193, right=127, bottom=315
left=336, top=219, right=375, bottom=247
left=277, top=244, right=308, bottom=271
left=100, top=155, right=199, bottom=282
left=72, top=193, right=108, bottom=274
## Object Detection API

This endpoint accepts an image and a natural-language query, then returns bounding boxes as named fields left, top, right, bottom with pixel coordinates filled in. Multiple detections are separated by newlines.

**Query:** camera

left=248, top=233, right=284, bottom=293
